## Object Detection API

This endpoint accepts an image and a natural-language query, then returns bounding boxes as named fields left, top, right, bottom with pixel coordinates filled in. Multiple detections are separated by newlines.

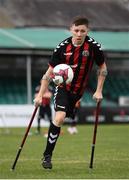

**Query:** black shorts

left=54, top=87, right=81, bottom=118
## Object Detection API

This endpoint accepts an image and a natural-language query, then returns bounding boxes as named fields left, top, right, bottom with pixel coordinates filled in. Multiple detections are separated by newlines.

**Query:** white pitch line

left=1, top=158, right=129, bottom=163
left=0, top=159, right=86, bottom=165
left=0, top=28, right=35, bottom=48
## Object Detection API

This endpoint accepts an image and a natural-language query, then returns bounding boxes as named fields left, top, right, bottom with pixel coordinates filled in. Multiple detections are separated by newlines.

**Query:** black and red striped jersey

left=49, top=36, right=105, bottom=96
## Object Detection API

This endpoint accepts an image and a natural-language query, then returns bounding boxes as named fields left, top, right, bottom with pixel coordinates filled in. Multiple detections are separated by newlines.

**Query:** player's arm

left=34, top=66, right=53, bottom=107
left=34, top=39, right=63, bottom=106
left=93, top=62, right=107, bottom=102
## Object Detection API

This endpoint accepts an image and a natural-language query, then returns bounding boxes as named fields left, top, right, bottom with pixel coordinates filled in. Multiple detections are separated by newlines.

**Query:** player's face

left=70, top=24, right=88, bottom=46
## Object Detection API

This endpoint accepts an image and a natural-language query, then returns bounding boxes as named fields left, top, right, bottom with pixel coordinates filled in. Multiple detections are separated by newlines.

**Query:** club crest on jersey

left=82, top=50, right=89, bottom=57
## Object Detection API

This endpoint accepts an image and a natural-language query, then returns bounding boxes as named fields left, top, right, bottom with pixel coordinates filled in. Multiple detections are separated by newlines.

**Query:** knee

left=53, top=111, right=66, bottom=127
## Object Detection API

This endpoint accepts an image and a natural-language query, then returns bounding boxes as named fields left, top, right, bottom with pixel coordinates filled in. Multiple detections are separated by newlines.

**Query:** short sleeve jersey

left=49, top=36, right=105, bottom=96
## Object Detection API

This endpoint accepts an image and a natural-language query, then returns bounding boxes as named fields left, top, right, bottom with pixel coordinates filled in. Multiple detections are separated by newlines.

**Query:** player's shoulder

left=60, top=37, right=71, bottom=45
left=54, top=37, right=71, bottom=53
left=87, top=36, right=102, bottom=50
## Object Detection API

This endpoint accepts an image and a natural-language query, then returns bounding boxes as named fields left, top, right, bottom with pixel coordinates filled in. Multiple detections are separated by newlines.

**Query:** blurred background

left=0, top=0, right=129, bottom=126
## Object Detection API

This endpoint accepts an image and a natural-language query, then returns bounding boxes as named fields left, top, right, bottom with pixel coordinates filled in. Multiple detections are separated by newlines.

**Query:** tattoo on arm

left=41, top=74, right=51, bottom=82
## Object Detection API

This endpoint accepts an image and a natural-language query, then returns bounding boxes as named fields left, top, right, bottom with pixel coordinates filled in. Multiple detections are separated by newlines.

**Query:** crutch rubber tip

left=10, top=168, right=15, bottom=171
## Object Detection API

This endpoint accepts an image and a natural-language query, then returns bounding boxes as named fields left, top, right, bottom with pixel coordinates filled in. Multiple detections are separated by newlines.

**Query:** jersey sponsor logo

left=82, top=50, right=89, bottom=57
left=63, top=52, right=73, bottom=56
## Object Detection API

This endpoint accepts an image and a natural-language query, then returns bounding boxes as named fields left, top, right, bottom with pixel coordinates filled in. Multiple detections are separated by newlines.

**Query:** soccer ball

left=52, top=64, right=74, bottom=85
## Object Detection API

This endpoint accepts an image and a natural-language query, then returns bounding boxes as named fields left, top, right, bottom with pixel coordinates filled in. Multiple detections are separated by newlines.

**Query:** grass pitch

left=0, top=124, right=129, bottom=179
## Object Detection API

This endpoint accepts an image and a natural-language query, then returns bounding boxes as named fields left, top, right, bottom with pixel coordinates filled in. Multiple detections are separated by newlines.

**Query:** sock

left=43, top=122, right=61, bottom=156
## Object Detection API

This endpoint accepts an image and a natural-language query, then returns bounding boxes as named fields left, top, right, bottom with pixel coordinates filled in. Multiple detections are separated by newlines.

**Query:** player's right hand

left=33, top=96, right=42, bottom=107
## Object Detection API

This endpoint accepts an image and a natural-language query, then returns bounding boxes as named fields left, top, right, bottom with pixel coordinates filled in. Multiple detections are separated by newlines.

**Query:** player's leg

left=67, top=97, right=80, bottom=134
left=42, top=111, right=66, bottom=169
left=42, top=87, right=68, bottom=169
left=71, top=107, right=78, bottom=134
left=42, top=89, right=81, bottom=169
left=67, top=118, right=78, bottom=134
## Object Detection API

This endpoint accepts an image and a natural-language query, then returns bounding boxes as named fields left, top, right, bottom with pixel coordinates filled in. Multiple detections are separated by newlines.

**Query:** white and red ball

left=52, top=64, right=74, bottom=85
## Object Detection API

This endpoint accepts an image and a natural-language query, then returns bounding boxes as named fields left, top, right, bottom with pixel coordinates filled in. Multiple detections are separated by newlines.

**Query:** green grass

left=0, top=124, right=129, bottom=179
